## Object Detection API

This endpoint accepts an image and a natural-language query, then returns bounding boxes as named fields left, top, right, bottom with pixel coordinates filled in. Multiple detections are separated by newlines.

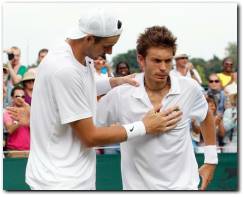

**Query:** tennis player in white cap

left=25, top=9, right=182, bottom=190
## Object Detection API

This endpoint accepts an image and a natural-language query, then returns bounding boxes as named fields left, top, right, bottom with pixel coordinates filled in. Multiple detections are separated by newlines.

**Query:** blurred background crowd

left=2, top=44, right=237, bottom=157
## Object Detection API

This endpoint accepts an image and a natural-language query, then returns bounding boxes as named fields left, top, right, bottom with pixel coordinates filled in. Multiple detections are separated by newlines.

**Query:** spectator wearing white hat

left=171, top=53, right=202, bottom=85
left=25, top=9, right=182, bottom=190
left=22, top=71, right=36, bottom=105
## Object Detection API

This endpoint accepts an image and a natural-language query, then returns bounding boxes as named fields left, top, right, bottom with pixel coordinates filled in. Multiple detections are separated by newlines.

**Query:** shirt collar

left=132, top=72, right=181, bottom=100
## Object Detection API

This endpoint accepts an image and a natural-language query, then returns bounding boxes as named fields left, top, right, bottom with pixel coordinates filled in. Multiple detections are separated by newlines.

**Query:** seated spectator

left=217, top=57, right=235, bottom=88
left=114, top=61, right=131, bottom=77
left=3, top=86, right=30, bottom=154
left=4, top=46, right=27, bottom=85
left=206, top=95, right=225, bottom=147
left=22, top=71, right=36, bottom=105
left=222, top=93, right=237, bottom=153
left=28, top=48, right=49, bottom=73
left=207, top=73, right=226, bottom=117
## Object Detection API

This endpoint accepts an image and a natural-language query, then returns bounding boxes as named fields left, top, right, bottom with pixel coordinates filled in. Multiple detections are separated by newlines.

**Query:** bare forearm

left=109, top=77, right=119, bottom=88
left=7, top=64, right=21, bottom=84
left=71, top=118, right=127, bottom=148
left=200, top=110, right=216, bottom=145
left=88, top=126, right=127, bottom=147
left=192, top=122, right=201, bottom=134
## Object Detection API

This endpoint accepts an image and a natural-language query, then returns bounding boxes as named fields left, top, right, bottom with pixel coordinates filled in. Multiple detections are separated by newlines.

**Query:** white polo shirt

left=96, top=72, right=208, bottom=190
left=26, top=41, right=111, bottom=190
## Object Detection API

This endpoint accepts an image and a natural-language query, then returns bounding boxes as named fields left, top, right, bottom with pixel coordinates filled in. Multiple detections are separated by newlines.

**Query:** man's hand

left=199, top=164, right=216, bottom=190
left=6, top=98, right=30, bottom=126
left=143, top=106, right=182, bottom=134
left=109, top=74, right=139, bottom=88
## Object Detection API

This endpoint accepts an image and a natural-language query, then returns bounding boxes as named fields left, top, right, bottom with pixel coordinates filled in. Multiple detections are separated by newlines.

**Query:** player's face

left=87, top=35, right=120, bottom=60
left=138, top=47, right=174, bottom=86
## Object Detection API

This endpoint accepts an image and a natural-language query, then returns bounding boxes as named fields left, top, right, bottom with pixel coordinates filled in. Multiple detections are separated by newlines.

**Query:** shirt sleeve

left=17, top=65, right=27, bottom=77
left=96, top=88, right=119, bottom=127
left=96, top=78, right=112, bottom=96
left=189, top=82, right=208, bottom=123
left=51, top=67, right=92, bottom=124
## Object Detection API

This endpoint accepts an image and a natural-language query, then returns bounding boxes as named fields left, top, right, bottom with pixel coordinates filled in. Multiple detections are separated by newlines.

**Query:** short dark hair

left=38, top=48, right=48, bottom=56
left=11, top=85, right=24, bottom=97
left=115, top=61, right=130, bottom=74
left=94, top=36, right=104, bottom=44
left=206, top=93, right=217, bottom=105
left=136, top=26, right=177, bottom=57
left=222, top=57, right=233, bottom=65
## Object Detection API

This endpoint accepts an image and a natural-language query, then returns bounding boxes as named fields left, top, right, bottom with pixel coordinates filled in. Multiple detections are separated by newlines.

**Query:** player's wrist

left=122, top=121, right=146, bottom=140
left=203, top=145, right=218, bottom=164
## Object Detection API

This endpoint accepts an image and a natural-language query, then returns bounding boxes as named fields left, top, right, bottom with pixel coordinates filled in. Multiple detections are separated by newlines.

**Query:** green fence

left=3, top=153, right=238, bottom=191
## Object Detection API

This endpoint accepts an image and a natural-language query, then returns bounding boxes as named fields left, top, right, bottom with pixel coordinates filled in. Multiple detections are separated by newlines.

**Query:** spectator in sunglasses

left=3, top=85, right=30, bottom=153
left=207, top=73, right=226, bottom=117
left=217, top=57, right=236, bottom=88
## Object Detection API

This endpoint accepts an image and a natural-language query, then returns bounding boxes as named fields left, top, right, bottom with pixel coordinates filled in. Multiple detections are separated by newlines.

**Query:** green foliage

left=111, top=42, right=237, bottom=81
left=111, top=49, right=140, bottom=73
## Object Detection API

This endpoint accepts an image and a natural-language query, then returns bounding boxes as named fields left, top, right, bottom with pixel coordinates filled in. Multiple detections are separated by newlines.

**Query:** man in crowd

left=171, top=53, right=202, bottom=84
left=25, top=9, right=182, bottom=190
left=97, top=26, right=218, bottom=190
left=5, top=47, right=27, bottom=85
left=217, top=57, right=236, bottom=88
left=28, top=48, right=49, bottom=73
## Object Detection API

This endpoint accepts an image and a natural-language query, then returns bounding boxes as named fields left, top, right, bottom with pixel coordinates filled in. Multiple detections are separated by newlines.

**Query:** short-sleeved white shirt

left=26, top=41, right=110, bottom=190
left=96, top=72, right=208, bottom=190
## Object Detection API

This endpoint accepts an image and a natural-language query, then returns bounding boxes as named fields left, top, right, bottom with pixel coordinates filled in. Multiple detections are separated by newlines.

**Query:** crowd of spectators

left=2, top=46, right=238, bottom=157
left=3, top=47, right=48, bottom=157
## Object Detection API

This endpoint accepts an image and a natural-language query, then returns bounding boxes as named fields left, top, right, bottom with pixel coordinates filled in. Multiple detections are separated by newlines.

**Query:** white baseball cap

left=67, top=9, right=123, bottom=39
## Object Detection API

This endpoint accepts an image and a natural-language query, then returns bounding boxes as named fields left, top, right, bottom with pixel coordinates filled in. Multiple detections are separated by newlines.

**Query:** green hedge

left=3, top=153, right=238, bottom=191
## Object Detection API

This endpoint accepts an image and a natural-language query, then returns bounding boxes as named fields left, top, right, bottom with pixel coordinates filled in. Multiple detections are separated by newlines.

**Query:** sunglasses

left=209, top=80, right=220, bottom=83
left=14, top=95, right=25, bottom=98
left=224, top=63, right=233, bottom=66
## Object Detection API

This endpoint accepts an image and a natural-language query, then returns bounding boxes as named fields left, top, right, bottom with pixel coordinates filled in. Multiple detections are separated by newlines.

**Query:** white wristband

left=204, top=145, right=218, bottom=164
left=123, top=121, right=146, bottom=140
